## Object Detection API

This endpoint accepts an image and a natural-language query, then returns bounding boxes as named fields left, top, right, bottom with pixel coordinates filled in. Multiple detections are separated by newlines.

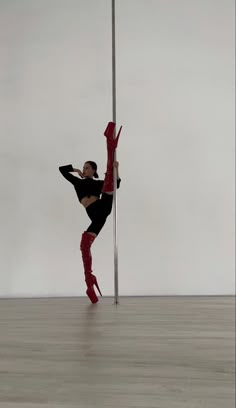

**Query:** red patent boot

left=104, top=121, right=122, bottom=149
left=102, top=122, right=122, bottom=193
left=80, top=231, right=102, bottom=303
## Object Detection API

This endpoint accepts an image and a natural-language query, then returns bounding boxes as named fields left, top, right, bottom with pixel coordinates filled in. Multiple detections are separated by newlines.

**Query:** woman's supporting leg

left=80, top=231, right=102, bottom=304
left=81, top=195, right=114, bottom=303
left=102, top=122, right=122, bottom=193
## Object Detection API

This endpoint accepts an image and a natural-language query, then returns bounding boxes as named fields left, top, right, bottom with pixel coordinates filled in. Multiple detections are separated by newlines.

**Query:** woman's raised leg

left=102, top=122, right=122, bottom=193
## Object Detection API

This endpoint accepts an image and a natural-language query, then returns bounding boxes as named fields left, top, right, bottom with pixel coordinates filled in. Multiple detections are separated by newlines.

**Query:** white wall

left=0, top=0, right=235, bottom=297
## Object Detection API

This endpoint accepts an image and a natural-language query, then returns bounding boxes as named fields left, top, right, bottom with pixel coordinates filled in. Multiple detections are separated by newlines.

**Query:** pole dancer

left=59, top=122, right=122, bottom=303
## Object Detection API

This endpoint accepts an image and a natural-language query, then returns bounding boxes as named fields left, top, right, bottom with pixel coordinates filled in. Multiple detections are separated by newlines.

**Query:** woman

left=59, top=122, right=122, bottom=304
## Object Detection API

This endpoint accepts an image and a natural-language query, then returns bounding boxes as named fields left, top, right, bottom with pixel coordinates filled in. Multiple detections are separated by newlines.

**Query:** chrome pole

left=112, top=0, right=119, bottom=304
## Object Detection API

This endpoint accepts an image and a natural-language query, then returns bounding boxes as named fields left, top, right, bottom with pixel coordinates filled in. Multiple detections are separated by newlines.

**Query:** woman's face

left=83, top=162, right=95, bottom=178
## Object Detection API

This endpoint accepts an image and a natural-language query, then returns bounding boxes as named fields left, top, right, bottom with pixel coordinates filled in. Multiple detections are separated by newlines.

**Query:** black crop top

left=59, top=164, right=121, bottom=202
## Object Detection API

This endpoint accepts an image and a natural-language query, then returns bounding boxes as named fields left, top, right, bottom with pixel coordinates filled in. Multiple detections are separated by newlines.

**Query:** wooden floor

left=0, top=296, right=235, bottom=408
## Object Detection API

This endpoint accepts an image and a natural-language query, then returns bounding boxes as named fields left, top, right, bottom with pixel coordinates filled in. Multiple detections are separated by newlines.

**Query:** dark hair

left=86, top=161, right=99, bottom=178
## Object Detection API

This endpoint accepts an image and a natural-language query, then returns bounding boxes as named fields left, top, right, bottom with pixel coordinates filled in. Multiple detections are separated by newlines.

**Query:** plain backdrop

left=0, top=0, right=235, bottom=297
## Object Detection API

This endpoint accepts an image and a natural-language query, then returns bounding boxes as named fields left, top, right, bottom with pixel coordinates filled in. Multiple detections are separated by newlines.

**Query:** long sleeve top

left=59, top=164, right=121, bottom=202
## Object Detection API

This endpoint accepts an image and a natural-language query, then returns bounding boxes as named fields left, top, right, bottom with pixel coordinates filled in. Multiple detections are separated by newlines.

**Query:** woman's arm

left=99, top=161, right=121, bottom=190
left=73, top=168, right=84, bottom=178
left=114, top=161, right=121, bottom=189
left=59, top=164, right=83, bottom=184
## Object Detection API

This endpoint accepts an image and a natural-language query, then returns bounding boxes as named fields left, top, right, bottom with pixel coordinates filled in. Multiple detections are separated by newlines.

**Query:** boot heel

left=114, top=125, right=122, bottom=148
left=93, top=277, right=102, bottom=296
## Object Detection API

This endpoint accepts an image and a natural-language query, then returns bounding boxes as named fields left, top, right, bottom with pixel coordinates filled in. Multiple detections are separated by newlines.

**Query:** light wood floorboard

left=0, top=296, right=235, bottom=408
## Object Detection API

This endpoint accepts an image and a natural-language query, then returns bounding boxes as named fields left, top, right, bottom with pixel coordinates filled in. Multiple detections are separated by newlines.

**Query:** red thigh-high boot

left=102, top=122, right=122, bottom=193
left=80, top=231, right=102, bottom=303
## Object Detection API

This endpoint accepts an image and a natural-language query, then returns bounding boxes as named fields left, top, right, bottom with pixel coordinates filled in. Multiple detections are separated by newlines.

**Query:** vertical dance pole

left=112, top=0, right=119, bottom=304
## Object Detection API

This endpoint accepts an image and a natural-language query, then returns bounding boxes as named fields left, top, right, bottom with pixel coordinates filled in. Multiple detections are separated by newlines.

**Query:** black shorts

left=86, top=193, right=113, bottom=235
